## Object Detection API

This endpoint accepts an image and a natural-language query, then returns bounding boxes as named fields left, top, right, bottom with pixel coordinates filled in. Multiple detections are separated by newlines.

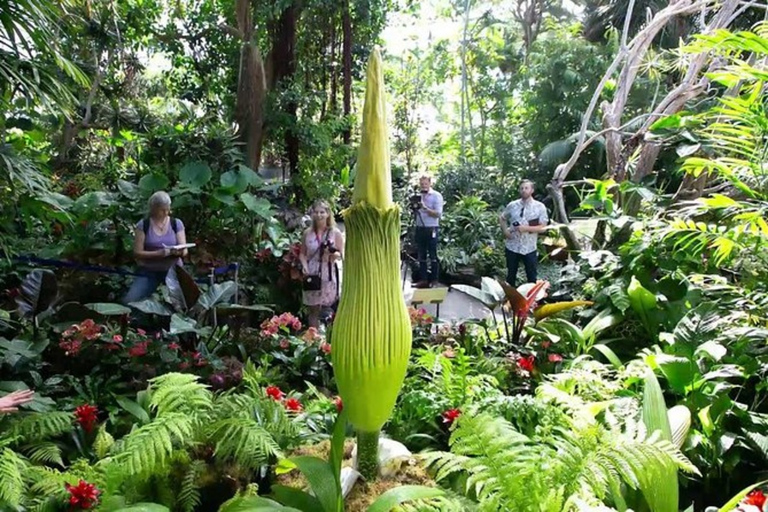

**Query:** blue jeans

left=122, top=269, right=168, bottom=305
left=505, top=249, right=537, bottom=287
left=415, top=226, right=439, bottom=283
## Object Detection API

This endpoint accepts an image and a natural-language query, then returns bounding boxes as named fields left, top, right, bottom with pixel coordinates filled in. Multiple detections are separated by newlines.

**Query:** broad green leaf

left=116, top=396, right=151, bottom=424
left=16, top=269, right=58, bottom=318
left=219, top=496, right=301, bottom=511
left=591, top=344, right=623, bottom=369
left=138, top=174, right=169, bottom=195
left=450, top=284, right=499, bottom=309
left=367, top=486, right=446, bottom=512
left=113, top=505, right=171, bottom=512
left=73, top=191, right=117, bottom=211
left=329, top=410, right=348, bottom=492
left=128, top=299, right=173, bottom=317
left=627, top=276, right=658, bottom=335
left=197, top=282, right=237, bottom=311
left=288, top=456, right=340, bottom=512
left=640, top=370, right=677, bottom=512
left=241, top=193, right=274, bottom=219
left=179, top=161, right=212, bottom=188
left=650, top=114, right=682, bottom=132
left=269, top=485, right=321, bottom=512
left=85, top=303, right=131, bottom=316
left=221, top=170, right=249, bottom=194
left=169, top=314, right=197, bottom=335
left=668, top=405, right=692, bottom=449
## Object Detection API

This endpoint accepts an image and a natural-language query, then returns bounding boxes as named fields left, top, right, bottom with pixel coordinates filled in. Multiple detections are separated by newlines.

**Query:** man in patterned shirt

left=499, top=179, right=549, bottom=286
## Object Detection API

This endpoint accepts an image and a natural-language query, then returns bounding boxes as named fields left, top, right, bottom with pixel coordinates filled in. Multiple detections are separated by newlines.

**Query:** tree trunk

left=271, top=3, right=299, bottom=176
left=342, top=0, right=352, bottom=144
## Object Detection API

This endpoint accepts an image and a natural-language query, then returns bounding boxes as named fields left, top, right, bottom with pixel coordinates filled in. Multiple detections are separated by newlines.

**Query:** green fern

left=0, top=448, right=25, bottom=507
left=0, top=411, right=73, bottom=445
left=424, top=411, right=698, bottom=511
left=110, top=413, right=194, bottom=478
left=21, top=441, right=63, bottom=466
left=148, top=373, right=212, bottom=417
left=93, top=424, right=115, bottom=459
left=178, top=459, right=205, bottom=512
left=207, top=417, right=282, bottom=470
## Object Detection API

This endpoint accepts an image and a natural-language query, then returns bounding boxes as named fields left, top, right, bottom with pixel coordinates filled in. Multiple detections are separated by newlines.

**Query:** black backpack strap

left=142, top=218, right=150, bottom=236
left=171, top=217, right=179, bottom=233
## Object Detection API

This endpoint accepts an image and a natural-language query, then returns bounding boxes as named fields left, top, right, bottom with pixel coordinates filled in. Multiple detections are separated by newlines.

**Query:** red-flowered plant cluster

left=59, top=319, right=103, bottom=356
left=65, top=480, right=100, bottom=509
left=741, top=489, right=767, bottom=511
left=74, top=404, right=98, bottom=433
left=442, top=408, right=461, bottom=425
left=408, top=306, right=434, bottom=328
left=264, top=386, right=303, bottom=413
left=260, top=312, right=302, bottom=336
left=279, top=243, right=303, bottom=282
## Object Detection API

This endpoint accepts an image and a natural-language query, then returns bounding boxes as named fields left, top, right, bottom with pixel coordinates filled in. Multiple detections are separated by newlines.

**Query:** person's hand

left=504, top=229, right=513, bottom=239
left=0, top=389, right=35, bottom=413
left=170, top=248, right=182, bottom=257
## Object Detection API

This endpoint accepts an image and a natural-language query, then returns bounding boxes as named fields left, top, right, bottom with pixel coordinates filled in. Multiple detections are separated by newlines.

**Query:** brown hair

left=310, top=200, right=336, bottom=231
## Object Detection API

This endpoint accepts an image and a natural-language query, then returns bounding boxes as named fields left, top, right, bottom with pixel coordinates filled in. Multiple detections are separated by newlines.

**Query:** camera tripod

left=400, top=203, right=423, bottom=291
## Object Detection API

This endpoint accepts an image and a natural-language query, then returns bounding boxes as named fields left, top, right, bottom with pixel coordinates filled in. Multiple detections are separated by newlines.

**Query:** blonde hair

left=310, top=200, right=336, bottom=231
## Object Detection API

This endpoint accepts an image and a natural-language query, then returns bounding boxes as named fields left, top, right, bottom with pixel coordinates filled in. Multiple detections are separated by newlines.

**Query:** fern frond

left=178, top=459, right=205, bottom=512
left=21, top=441, right=64, bottom=466
left=93, top=424, right=115, bottom=459
left=110, top=413, right=194, bottom=478
left=207, top=417, right=282, bottom=470
left=148, top=373, right=212, bottom=417
left=0, top=412, right=73, bottom=445
left=0, top=448, right=25, bottom=507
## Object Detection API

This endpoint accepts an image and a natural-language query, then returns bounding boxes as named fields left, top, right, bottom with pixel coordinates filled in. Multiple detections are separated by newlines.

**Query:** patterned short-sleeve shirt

left=502, top=198, right=548, bottom=254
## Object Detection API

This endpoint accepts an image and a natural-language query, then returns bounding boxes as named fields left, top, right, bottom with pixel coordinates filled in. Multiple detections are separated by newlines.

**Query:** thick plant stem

left=357, top=430, right=380, bottom=481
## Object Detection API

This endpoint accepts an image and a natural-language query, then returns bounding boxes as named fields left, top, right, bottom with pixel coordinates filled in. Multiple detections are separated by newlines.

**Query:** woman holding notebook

left=122, top=191, right=193, bottom=304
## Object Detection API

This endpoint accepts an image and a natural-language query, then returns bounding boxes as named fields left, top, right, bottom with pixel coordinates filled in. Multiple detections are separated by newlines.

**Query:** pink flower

left=168, top=342, right=180, bottom=350
left=319, top=342, right=331, bottom=355
left=284, top=398, right=302, bottom=412
left=279, top=339, right=290, bottom=350
left=302, top=327, right=320, bottom=344
left=136, top=329, right=146, bottom=336
left=442, top=408, right=461, bottom=425
left=548, top=353, right=563, bottom=363
left=192, top=352, right=207, bottom=367
left=127, top=341, right=148, bottom=357
left=266, top=386, right=284, bottom=401
left=334, top=396, right=343, bottom=412
left=112, top=334, right=123, bottom=343
left=59, top=339, right=82, bottom=356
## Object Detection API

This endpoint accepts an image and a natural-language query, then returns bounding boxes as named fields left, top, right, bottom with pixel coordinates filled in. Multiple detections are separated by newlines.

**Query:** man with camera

left=412, top=174, right=443, bottom=289
left=499, top=179, right=549, bottom=287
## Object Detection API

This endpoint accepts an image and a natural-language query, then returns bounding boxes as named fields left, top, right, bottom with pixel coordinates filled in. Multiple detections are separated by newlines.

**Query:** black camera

left=409, top=192, right=424, bottom=209
left=512, top=221, right=520, bottom=227
left=322, top=240, right=338, bottom=254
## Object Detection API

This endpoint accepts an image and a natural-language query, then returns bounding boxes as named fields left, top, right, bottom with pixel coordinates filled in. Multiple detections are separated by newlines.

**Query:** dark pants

left=505, top=249, right=537, bottom=287
left=415, top=226, right=439, bottom=283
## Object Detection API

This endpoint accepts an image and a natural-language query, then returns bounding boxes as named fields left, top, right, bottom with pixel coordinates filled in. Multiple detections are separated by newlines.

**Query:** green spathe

left=332, top=205, right=411, bottom=433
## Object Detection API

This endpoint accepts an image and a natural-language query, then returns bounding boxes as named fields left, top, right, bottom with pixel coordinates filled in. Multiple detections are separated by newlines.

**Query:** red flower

left=178, top=361, right=190, bottom=370
left=266, top=386, right=284, bottom=401
left=65, top=480, right=100, bottom=509
left=75, top=404, right=98, bottom=433
left=192, top=351, right=207, bottom=367
left=517, top=355, right=535, bottom=373
left=548, top=353, right=563, bottom=363
left=319, top=342, right=331, bottom=355
left=127, top=341, right=148, bottom=357
left=334, top=396, right=343, bottom=412
left=284, top=397, right=302, bottom=412
left=744, top=489, right=767, bottom=509
left=168, top=342, right=180, bottom=350
left=59, top=339, right=82, bottom=356
left=442, top=408, right=461, bottom=425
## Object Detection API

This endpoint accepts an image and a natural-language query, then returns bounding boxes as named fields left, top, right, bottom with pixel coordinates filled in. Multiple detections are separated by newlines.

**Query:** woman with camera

left=299, top=200, right=345, bottom=328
